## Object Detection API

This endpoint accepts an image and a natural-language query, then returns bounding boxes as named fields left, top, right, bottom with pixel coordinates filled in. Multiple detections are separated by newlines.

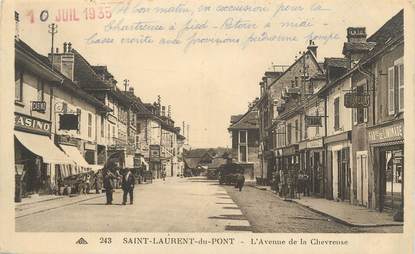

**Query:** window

left=295, top=120, right=298, bottom=143
left=108, top=123, right=111, bottom=140
left=15, top=70, right=23, bottom=102
left=354, top=82, right=368, bottom=124
left=88, top=113, right=92, bottom=138
left=239, top=130, right=247, bottom=144
left=135, top=135, right=139, bottom=148
left=316, top=109, right=320, bottom=135
left=397, top=63, right=404, bottom=112
left=238, top=130, right=248, bottom=162
left=287, top=123, right=292, bottom=145
left=137, top=122, right=141, bottom=134
left=388, top=67, right=394, bottom=115
left=112, top=125, right=115, bottom=138
left=388, top=59, right=404, bottom=115
left=101, top=116, right=104, bottom=138
left=77, top=108, right=81, bottom=134
left=37, top=79, right=44, bottom=101
left=334, top=97, right=340, bottom=130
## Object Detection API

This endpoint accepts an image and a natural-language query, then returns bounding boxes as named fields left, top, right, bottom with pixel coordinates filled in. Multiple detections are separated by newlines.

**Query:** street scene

left=12, top=0, right=404, bottom=234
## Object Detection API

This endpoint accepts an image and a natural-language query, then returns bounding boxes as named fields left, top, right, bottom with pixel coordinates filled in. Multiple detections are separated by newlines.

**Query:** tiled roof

left=72, top=49, right=109, bottom=89
left=360, top=9, right=403, bottom=64
left=230, top=114, right=244, bottom=124
left=184, top=148, right=211, bottom=158
left=184, top=157, right=201, bottom=169
left=228, top=109, right=259, bottom=130
left=324, top=57, right=349, bottom=69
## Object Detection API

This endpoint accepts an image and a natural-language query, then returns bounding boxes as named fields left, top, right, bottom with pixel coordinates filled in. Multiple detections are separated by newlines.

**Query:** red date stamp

left=26, top=6, right=112, bottom=23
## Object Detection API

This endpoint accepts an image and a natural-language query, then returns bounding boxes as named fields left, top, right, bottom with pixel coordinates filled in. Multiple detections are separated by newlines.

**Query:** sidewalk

left=250, top=185, right=403, bottom=227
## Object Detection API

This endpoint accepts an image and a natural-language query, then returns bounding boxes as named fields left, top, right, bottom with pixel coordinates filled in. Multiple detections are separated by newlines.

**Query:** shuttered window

left=388, top=67, right=395, bottom=115
left=334, top=97, right=340, bottom=130
left=398, top=64, right=404, bottom=112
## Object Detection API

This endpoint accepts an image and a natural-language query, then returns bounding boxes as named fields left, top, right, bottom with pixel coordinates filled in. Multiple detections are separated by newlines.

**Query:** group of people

left=271, top=170, right=312, bottom=198
left=102, top=168, right=135, bottom=205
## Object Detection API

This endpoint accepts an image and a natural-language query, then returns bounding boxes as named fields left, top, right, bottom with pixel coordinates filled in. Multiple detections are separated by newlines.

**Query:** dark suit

left=103, top=171, right=115, bottom=204
left=122, top=172, right=135, bottom=205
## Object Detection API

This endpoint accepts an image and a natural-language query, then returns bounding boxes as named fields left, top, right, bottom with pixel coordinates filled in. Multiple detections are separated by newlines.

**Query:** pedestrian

left=162, top=170, right=166, bottom=181
left=297, top=171, right=304, bottom=197
left=122, top=169, right=135, bottom=205
left=236, top=173, right=245, bottom=192
left=94, top=170, right=102, bottom=194
left=103, top=169, right=115, bottom=205
left=303, top=172, right=310, bottom=197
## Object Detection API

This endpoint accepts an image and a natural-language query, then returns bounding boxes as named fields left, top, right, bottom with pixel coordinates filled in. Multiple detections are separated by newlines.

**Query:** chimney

left=15, top=11, right=19, bottom=39
left=168, top=105, right=171, bottom=118
left=161, top=106, right=166, bottom=117
left=128, top=86, right=134, bottom=95
left=307, top=40, right=318, bottom=58
left=49, top=42, right=75, bottom=80
left=346, top=27, right=367, bottom=43
left=343, top=27, right=372, bottom=68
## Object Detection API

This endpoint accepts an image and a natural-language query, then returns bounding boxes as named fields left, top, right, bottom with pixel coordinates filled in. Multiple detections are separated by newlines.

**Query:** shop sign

left=84, top=142, right=96, bottom=151
left=299, top=141, right=307, bottom=150
left=368, top=122, right=404, bottom=143
left=59, top=114, right=79, bottom=130
left=150, top=145, right=160, bottom=162
left=57, top=135, right=79, bottom=146
left=282, top=145, right=298, bottom=156
left=307, top=138, right=323, bottom=149
left=14, top=113, right=51, bottom=135
left=305, top=115, right=322, bottom=127
left=31, top=101, right=47, bottom=112
left=344, top=93, right=370, bottom=108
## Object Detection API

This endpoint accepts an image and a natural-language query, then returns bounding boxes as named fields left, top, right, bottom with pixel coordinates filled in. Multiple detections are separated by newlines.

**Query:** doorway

left=379, top=147, right=403, bottom=212
left=337, top=148, right=350, bottom=201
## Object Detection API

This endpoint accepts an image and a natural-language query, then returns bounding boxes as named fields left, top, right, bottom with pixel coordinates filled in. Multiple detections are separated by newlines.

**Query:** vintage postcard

left=0, top=0, right=414, bottom=253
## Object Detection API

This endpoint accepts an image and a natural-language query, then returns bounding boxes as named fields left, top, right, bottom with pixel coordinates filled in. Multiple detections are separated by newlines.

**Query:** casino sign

left=15, top=113, right=51, bottom=135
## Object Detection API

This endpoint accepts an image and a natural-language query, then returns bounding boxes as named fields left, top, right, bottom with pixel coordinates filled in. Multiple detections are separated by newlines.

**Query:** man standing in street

left=122, top=169, right=135, bottom=205
left=103, top=169, right=115, bottom=205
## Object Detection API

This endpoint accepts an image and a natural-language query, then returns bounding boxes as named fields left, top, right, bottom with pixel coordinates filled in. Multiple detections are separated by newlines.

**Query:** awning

left=59, top=144, right=91, bottom=168
left=15, top=131, right=74, bottom=164
left=90, top=164, right=103, bottom=172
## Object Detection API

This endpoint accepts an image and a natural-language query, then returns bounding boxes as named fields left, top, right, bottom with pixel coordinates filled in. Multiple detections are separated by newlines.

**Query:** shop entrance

left=337, top=148, right=350, bottom=201
left=379, top=147, right=403, bottom=212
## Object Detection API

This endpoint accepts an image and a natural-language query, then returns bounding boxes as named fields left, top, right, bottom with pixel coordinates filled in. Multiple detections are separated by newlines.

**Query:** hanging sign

left=31, top=101, right=47, bottom=112
left=305, top=115, right=322, bottom=127
left=344, top=93, right=370, bottom=108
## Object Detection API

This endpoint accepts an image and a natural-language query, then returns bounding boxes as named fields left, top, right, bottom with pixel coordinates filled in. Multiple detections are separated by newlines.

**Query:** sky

left=15, top=0, right=404, bottom=148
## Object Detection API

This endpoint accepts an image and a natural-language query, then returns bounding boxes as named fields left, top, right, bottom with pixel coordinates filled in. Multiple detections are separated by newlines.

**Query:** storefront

left=14, top=113, right=74, bottom=201
left=303, top=138, right=325, bottom=197
left=368, top=120, right=404, bottom=213
left=325, top=131, right=352, bottom=201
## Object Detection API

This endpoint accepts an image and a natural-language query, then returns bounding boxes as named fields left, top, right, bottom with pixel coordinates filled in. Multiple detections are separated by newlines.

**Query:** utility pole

left=123, top=79, right=129, bottom=92
left=186, top=124, right=190, bottom=145
left=48, top=23, right=58, bottom=69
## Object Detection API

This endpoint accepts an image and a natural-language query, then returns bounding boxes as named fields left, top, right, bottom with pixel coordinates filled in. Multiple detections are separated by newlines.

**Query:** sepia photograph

left=1, top=0, right=414, bottom=253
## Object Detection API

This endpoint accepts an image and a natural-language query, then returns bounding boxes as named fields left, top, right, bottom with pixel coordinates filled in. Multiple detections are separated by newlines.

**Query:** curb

left=16, top=196, right=64, bottom=207
left=247, top=185, right=403, bottom=228
left=15, top=193, right=106, bottom=219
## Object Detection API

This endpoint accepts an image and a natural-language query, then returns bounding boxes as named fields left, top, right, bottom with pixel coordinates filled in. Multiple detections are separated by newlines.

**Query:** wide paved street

left=16, top=177, right=250, bottom=232
left=16, top=177, right=402, bottom=233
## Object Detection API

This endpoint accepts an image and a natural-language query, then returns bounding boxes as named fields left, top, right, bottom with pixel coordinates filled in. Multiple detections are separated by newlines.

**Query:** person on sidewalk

left=103, top=170, right=116, bottom=205
left=236, top=173, right=245, bottom=192
left=122, top=169, right=135, bottom=205
left=303, top=172, right=310, bottom=197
